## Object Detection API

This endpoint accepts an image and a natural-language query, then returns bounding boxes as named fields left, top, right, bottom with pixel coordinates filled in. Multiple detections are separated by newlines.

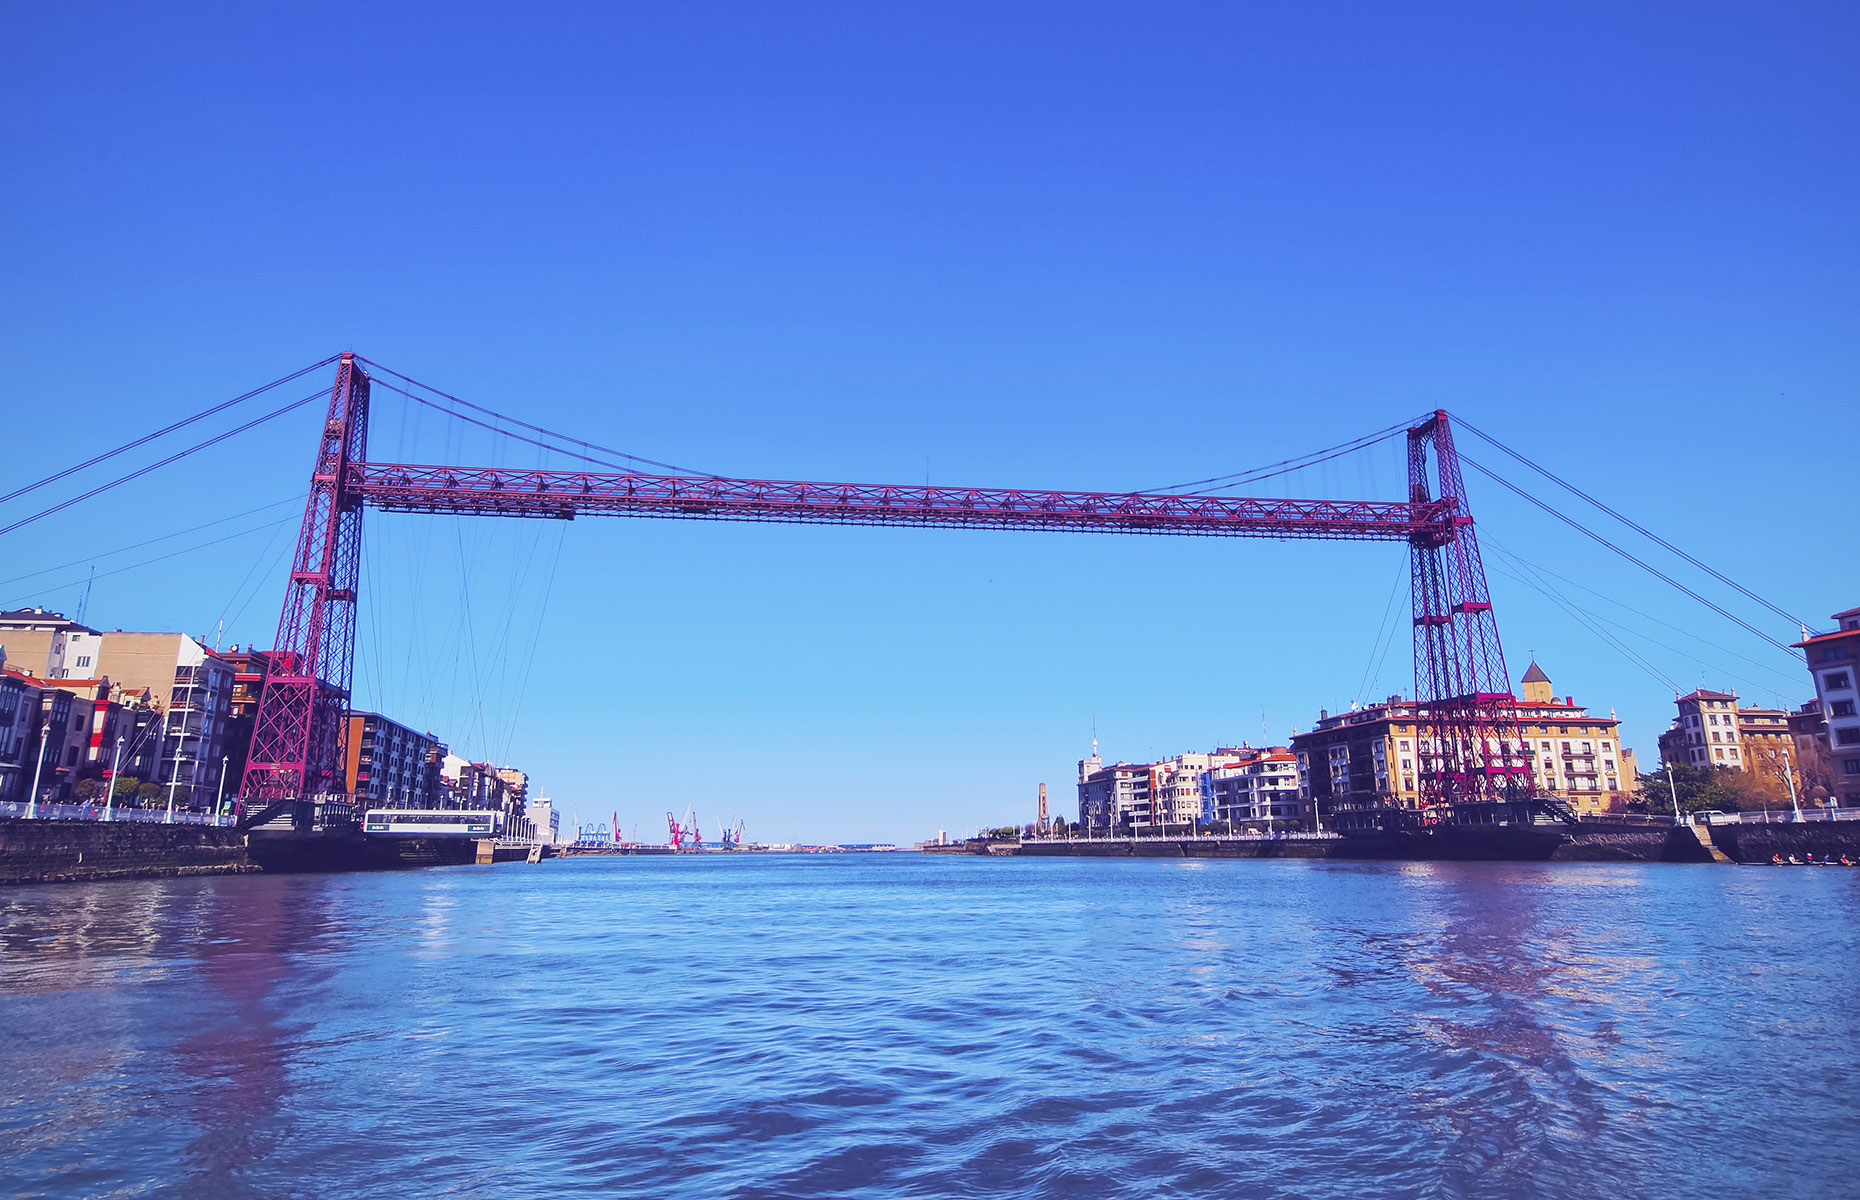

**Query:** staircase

left=1689, top=820, right=1735, bottom=864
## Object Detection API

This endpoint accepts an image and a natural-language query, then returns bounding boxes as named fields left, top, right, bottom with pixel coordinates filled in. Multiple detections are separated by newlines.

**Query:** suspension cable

left=366, top=373, right=651, bottom=472
left=1484, top=534, right=1806, bottom=689
left=1488, top=550, right=1681, bottom=693
left=0, top=356, right=340, bottom=507
left=4, top=516, right=297, bottom=609
left=365, top=378, right=651, bottom=474
left=0, top=390, right=326, bottom=539
left=1457, top=451, right=1801, bottom=658
left=356, top=357, right=720, bottom=477
left=1144, top=417, right=1420, bottom=495
left=0, top=495, right=302, bottom=589
left=1453, top=415, right=1812, bottom=631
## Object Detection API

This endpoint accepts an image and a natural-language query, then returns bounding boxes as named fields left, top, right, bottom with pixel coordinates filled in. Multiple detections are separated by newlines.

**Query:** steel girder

left=1406, top=410, right=1530, bottom=813
left=239, top=354, right=369, bottom=807
left=346, top=463, right=1456, bottom=541
left=241, top=364, right=1519, bottom=819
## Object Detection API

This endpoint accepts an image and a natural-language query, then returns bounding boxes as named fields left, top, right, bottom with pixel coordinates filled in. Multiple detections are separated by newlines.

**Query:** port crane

left=665, top=804, right=703, bottom=850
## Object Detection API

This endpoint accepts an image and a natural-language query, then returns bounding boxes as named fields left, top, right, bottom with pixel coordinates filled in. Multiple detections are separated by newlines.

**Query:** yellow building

left=1292, top=661, right=1638, bottom=824
left=1657, top=689, right=1807, bottom=803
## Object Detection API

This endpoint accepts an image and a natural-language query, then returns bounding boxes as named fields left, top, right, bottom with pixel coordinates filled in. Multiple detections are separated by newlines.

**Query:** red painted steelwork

left=239, top=354, right=370, bottom=807
left=347, top=463, right=1454, bottom=541
left=242, top=357, right=1527, bottom=823
left=1406, top=410, right=1533, bottom=811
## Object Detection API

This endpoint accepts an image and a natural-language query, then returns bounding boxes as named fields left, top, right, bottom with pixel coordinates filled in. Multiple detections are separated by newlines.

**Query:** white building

left=525, top=797, right=562, bottom=844
left=1794, top=606, right=1860, bottom=808
left=1150, top=752, right=1220, bottom=827
left=1203, top=749, right=1303, bottom=829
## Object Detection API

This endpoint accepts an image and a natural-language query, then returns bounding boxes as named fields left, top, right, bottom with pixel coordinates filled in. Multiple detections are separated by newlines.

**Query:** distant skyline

left=4, top=4, right=1855, bottom=841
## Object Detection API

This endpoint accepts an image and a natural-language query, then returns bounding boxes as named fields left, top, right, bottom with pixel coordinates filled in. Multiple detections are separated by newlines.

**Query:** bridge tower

left=238, top=353, right=370, bottom=807
left=1406, top=410, right=1531, bottom=811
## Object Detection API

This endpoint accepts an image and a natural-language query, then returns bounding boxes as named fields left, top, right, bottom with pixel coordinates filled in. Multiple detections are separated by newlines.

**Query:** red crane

left=239, top=353, right=1542, bottom=828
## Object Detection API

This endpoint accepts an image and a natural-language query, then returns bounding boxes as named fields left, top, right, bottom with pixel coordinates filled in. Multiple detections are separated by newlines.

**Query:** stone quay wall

left=1707, top=820, right=1860, bottom=864
left=0, top=818, right=256, bottom=886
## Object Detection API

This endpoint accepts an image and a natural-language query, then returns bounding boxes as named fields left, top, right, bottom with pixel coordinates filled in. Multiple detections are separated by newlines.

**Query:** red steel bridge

left=239, top=352, right=1547, bottom=827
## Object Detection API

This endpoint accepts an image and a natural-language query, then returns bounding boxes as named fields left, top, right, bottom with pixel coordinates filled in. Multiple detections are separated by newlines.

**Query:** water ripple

left=2, top=857, right=1859, bottom=1197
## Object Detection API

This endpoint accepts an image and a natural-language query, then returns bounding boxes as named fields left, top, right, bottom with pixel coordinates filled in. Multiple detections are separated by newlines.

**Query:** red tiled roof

left=1794, top=627, right=1860, bottom=648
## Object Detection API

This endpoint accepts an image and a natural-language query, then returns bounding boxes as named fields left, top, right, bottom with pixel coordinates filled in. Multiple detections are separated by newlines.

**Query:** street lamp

left=213, top=754, right=229, bottom=827
left=25, top=719, right=50, bottom=819
left=1666, top=764, right=1683, bottom=826
left=106, top=735, right=125, bottom=823
left=1783, top=748, right=1805, bottom=824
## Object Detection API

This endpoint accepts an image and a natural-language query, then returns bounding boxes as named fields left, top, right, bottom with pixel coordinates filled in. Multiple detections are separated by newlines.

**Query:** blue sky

left=3, top=3, right=1854, bottom=842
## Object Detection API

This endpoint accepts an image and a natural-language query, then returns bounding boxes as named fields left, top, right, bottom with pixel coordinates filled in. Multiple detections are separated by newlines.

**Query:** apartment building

left=1658, top=690, right=1749, bottom=770
left=1788, top=700, right=1835, bottom=803
left=1794, top=605, right=1860, bottom=808
left=1077, top=737, right=1151, bottom=832
left=1149, top=752, right=1221, bottom=828
left=1203, top=748, right=1304, bottom=829
left=0, top=672, right=79, bottom=805
left=0, top=610, right=235, bottom=809
left=1291, top=661, right=1637, bottom=821
left=220, top=646, right=282, bottom=794
left=1656, top=689, right=1811, bottom=802
left=344, top=712, right=446, bottom=809
left=0, top=654, right=45, bottom=802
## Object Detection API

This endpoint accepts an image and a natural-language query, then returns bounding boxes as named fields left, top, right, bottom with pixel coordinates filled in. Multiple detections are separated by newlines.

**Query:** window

left=76, top=655, right=92, bottom=669
left=1828, top=672, right=1853, bottom=691
left=1838, top=729, right=1860, bottom=746
left=1845, top=759, right=1860, bottom=776
left=1834, top=700, right=1856, bottom=718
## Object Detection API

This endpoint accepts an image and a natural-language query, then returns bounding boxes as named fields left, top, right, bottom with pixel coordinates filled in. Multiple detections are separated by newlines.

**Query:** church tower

left=1520, top=660, right=1554, bottom=704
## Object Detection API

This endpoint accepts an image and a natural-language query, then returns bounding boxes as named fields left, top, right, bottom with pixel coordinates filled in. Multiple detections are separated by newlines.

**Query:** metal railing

left=0, top=800, right=230, bottom=826
left=1702, top=807, right=1856, bottom=825
left=1577, top=807, right=1856, bottom=826
left=1025, top=830, right=1342, bottom=844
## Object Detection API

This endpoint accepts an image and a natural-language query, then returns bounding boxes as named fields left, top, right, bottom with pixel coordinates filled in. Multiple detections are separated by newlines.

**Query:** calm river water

left=2, top=854, right=1857, bottom=1199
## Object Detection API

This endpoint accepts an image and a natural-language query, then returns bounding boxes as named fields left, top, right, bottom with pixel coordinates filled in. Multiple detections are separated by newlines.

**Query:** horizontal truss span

left=348, top=464, right=1452, bottom=540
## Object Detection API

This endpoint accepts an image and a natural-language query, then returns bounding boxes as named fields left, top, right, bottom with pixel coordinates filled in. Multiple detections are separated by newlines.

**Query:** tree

left=1636, top=764, right=1750, bottom=814
left=112, top=775, right=142, bottom=800
left=74, top=779, right=102, bottom=801
left=1051, top=816, right=1069, bottom=836
left=136, top=782, right=165, bottom=805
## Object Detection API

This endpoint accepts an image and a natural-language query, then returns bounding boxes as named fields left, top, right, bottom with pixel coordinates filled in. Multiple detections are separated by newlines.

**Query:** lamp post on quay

left=105, top=735, right=125, bottom=823
left=213, top=755, right=229, bottom=827
left=1784, top=748, right=1805, bottom=824
left=26, top=719, right=51, bottom=820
